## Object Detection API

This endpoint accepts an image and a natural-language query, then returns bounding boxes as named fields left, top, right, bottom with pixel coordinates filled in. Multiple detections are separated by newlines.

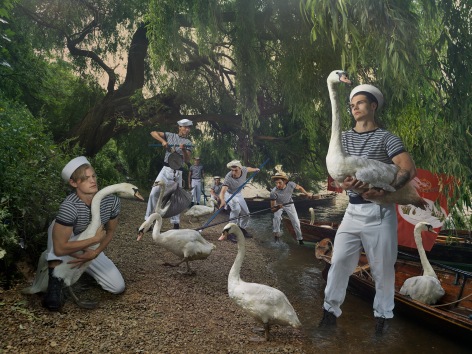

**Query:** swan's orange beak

left=218, top=230, right=228, bottom=241
left=340, top=74, right=352, bottom=85
left=134, top=190, right=144, bottom=201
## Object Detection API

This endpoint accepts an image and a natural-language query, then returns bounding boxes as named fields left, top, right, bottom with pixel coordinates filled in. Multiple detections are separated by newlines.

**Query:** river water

left=246, top=194, right=470, bottom=354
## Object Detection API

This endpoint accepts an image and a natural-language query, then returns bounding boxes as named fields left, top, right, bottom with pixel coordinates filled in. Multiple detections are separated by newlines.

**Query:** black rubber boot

left=318, top=309, right=337, bottom=327
left=42, top=268, right=64, bottom=311
left=375, top=317, right=389, bottom=336
left=173, top=223, right=180, bottom=229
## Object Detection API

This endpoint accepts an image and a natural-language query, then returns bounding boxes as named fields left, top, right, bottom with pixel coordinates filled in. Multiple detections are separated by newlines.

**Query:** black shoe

left=173, top=223, right=180, bottom=229
left=298, top=240, right=304, bottom=245
left=375, top=317, right=389, bottom=336
left=318, top=309, right=337, bottom=327
left=42, top=268, right=64, bottom=311
left=240, top=228, right=253, bottom=238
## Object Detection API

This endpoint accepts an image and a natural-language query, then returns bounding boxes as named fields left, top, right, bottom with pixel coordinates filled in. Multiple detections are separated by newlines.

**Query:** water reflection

left=248, top=195, right=469, bottom=353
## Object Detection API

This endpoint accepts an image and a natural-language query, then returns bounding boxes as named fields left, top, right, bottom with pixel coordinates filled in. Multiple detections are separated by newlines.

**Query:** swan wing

left=230, top=282, right=301, bottom=327
left=400, top=275, right=445, bottom=304
left=21, top=250, right=49, bottom=294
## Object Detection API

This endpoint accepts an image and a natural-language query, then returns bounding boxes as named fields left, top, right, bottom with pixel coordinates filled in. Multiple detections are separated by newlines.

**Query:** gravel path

left=0, top=199, right=311, bottom=353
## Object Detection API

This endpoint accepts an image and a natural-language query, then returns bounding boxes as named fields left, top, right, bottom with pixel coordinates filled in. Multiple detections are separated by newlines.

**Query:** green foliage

left=91, top=139, right=130, bottom=187
left=0, top=96, right=68, bottom=287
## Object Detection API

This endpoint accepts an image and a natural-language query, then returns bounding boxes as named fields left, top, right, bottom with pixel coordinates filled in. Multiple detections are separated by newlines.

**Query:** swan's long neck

left=228, top=227, right=246, bottom=286
left=76, top=184, right=119, bottom=241
left=327, top=81, right=346, bottom=159
left=309, top=209, right=315, bottom=224
left=414, top=227, right=437, bottom=278
left=151, top=213, right=163, bottom=242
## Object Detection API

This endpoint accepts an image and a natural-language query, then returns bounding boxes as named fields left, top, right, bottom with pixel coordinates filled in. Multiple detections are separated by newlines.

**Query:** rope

left=194, top=201, right=294, bottom=231
left=431, top=292, right=472, bottom=308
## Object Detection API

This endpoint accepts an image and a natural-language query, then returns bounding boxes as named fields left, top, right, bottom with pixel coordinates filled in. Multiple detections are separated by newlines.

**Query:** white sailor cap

left=61, top=156, right=90, bottom=182
left=227, top=160, right=242, bottom=169
left=177, top=119, right=193, bottom=127
left=350, top=84, right=384, bottom=111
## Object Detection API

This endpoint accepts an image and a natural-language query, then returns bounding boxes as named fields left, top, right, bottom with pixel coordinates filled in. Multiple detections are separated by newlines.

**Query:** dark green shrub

left=0, top=96, right=67, bottom=288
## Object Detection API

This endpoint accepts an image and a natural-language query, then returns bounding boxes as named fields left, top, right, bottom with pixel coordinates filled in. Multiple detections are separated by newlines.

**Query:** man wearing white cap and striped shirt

left=41, top=156, right=126, bottom=311
left=145, top=119, right=193, bottom=229
left=319, top=83, right=418, bottom=336
left=218, top=160, right=260, bottom=238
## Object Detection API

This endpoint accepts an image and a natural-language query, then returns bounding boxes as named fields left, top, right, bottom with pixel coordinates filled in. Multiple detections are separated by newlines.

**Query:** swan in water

left=399, top=221, right=445, bottom=304
left=220, top=223, right=301, bottom=341
left=308, top=207, right=334, bottom=229
left=326, top=70, right=427, bottom=209
left=22, top=183, right=144, bottom=308
left=137, top=181, right=215, bottom=275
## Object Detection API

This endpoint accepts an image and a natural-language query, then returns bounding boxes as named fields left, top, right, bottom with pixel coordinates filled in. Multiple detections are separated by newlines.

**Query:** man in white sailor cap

left=145, top=119, right=193, bottom=228
left=319, top=82, right=418, bottom=335
left=40, top=156, right=127, bottom=311
left=217, top=160, right=260, bottom=238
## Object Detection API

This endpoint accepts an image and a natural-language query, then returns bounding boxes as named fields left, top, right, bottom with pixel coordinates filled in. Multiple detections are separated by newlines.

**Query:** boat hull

left=316, top=242, right=472, bottom=340
left=245, top=192, right=337, bottom=212
left=283, top=217, right=338, bottom=243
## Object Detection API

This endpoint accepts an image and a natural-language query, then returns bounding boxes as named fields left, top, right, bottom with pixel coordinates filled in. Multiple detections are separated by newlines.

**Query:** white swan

left=308, top=207, right=333, bottom=229
left=326, top=70, right=427, bottom=209
left=137, top=181, right=216, bottom=275
left=220, top=223, right=301, bottom=341
left=23, top=183, right=144, bottom=307
left=184, top=199, right=217, bottom=222
left=399, top=221, right=445, bottom=304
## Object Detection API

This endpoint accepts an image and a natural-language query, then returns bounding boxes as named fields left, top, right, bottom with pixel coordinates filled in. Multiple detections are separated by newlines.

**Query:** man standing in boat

left=270, top=172, right=313, bottom=245
left=319, top=83, right=418, bottom=336
left=218, top=160, right=260, bottom=238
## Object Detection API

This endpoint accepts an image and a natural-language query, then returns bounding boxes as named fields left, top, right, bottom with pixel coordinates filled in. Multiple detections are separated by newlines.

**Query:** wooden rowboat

left=284, top=216, right=472, bottom=269
left=315, top=239, right=472, bottom=339
left=282, top=216, right=338, bottom=243
left=245, top=192, right=337, bottom=212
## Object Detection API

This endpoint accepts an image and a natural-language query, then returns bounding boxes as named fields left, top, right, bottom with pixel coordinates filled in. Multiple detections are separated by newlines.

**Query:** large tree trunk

left=68, top=24, right=150, bottom=156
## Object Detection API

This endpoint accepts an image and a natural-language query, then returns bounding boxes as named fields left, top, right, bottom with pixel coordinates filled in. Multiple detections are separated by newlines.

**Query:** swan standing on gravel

left=220, top=223, right=301, bottom=341
left=326, top=70, right=426, bottom=209
left=137, top=181, right=215, bottom=275
left=23, top=156, right=144, bottom=311
left=400, top=222, right=445, bottom=304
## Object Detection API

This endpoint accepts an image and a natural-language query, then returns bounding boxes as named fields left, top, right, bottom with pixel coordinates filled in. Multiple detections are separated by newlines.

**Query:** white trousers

left=225, top=191, right=250, bottom=229
left=146, top=166, right=182, bottom=224
left=191, top=178, right=202, bottom=204
left=323, top=202, right=397, bottom=319
left=46, top=221, right=125, bottom=294
left=273, top=204, right=302, bottom=240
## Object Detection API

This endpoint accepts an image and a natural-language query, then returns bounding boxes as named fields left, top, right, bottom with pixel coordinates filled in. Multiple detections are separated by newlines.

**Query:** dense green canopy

left=1, top=0, right=471, bottom=247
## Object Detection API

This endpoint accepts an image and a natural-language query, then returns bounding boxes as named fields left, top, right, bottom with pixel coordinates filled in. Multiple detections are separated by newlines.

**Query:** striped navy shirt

left=342, top=128, right=406, bottom=198
left=270, top=181, right=297, bottom=204
left=222, top=167, right=248, bottom=194
left=164, top=132, right=192, bottom=166
left=55, top=193, right=121, bottom=236
left=211, top=183, right=223, bottom=195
